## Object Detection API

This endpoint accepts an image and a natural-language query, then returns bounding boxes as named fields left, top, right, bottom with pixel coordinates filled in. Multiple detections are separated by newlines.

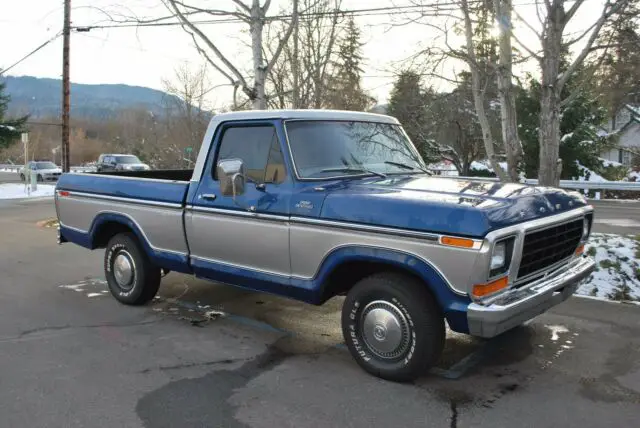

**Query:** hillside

left=2, top=76, right=178, bottom=120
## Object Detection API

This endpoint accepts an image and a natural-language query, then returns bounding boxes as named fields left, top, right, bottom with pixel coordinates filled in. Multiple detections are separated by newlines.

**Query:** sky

left=1, top=0, right=605, bottom=110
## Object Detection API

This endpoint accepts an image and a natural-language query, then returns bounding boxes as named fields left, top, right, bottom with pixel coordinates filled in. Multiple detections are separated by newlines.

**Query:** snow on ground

left=0, top=183, right=55, bottom=199
left=578, top=233, right=640, bottom=302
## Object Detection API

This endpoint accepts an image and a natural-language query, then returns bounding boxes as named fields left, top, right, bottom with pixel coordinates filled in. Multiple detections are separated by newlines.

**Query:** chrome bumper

left=467, top=256, right=596, bottom=338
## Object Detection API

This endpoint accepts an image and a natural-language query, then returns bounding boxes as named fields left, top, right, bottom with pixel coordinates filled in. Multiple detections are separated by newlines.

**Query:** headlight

left=582, top=217, right=590, bottom=239
left=489, top=237, right=514, bottom=278
left=491, top=242, right=506, bottom=270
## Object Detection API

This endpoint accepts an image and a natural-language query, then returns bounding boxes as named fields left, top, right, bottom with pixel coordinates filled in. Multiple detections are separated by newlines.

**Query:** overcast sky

left=1, top=0, right=604, bottom=109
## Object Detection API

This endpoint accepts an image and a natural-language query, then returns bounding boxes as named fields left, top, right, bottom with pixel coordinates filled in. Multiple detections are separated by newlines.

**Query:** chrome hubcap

left=113, top=251, right=134, bottom=290
left=361, top=300, right=411, bottom=359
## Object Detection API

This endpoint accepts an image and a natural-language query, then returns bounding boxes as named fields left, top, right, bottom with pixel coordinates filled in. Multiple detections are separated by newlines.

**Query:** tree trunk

left=494, top=0, right=522, bottom=182
left=250, top=1, right=267, bottom=110
left=538, top=4, right=564, bottom=186
left=460, top=0, right=509, bottom=182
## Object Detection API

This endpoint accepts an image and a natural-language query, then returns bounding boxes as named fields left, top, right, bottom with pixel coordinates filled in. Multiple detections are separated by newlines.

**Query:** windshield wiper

left=384, top=161, right=432, bottom=175
left=319, top=167, right=387, bottom=179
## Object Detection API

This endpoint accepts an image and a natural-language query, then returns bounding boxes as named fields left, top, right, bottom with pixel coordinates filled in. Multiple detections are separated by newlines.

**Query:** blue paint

left=57, top=173, right=189, bottom=205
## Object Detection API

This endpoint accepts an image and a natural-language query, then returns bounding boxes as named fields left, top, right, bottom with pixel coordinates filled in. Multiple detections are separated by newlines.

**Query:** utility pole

left=61, top=0, right=71, bottom=172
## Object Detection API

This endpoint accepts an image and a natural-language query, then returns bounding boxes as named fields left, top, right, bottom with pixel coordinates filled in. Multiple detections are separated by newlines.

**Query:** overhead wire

left=1, top=31, right=63, bottom=74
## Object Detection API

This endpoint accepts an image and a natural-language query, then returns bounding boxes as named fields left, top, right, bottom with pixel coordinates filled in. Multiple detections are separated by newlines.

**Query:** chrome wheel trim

left=113, top=250, right=135, bottom=290
left=360, top=300, right=411, bottom=360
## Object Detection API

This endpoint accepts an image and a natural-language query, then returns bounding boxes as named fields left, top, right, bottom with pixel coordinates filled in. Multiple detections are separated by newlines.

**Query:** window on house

left=621, top=150, right=632, bottom=166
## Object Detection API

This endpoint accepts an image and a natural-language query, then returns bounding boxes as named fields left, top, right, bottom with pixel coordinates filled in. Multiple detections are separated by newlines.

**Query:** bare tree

left=162, top=0, right=299, bottom=110
left=162, top=62, right=213, bottom=160
left=265, top=0, right=343, bottom=109
left=528, top=0, right=632, bottom=185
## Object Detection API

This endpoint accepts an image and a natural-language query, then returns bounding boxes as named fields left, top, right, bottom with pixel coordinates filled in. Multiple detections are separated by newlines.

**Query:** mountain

left=2, top=75, right=178, bottom=120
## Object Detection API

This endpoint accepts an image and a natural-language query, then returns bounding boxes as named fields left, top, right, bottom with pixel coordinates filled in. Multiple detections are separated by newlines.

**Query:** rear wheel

left=37, top=174, right=43, bottom=182
left=20, top=174, right=25, bottom=182
left=341, top=272, right=445, bottom=382
left=104, top=233, right=161, bottom=305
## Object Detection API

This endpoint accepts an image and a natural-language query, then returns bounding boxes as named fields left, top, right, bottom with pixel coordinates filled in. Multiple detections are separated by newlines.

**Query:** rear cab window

left=214, top=125, right=286, bottom=184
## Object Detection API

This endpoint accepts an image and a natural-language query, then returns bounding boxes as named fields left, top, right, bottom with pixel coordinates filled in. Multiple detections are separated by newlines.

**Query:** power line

left=70, top=0, right=564, bottom=31
left=71, top=3, right=482, bottom=30
left=1, top=31, right=62, bottom=75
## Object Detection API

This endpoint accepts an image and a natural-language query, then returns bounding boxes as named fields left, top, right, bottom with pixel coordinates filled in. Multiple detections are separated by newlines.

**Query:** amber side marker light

left=575, top=244, right=585, bottom=256
left=473, top=276, right=509, bottom=298
left=440, top=236, right=475, bottom=248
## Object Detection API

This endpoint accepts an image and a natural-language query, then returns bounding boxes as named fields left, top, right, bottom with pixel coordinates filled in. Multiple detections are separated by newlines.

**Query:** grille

left=517, top=218, right=583, bottom=279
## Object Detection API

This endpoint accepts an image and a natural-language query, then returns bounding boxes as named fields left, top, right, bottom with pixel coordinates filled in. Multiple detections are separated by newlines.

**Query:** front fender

left=310, top=246, right=471, bottom=333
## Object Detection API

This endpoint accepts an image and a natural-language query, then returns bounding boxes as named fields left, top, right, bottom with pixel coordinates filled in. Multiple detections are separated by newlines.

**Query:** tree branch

left=231, top=0, right=251, bottom=13
left=564, top=0, right=586, bottom=23
left=557, top=1, right=625, bottom=90
left=163, top=0, right=249, bottom=91
left=265, top=0, right=298, bottom=76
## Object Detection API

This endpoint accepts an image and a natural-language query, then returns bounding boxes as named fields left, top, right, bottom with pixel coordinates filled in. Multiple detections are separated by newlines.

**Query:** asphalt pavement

left=0, top=198, right=639, bottom=427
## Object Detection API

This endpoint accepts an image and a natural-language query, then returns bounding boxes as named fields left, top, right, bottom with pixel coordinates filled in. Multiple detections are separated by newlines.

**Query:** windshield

left=285, top=120, right=428, bottom=179
left=116, top=156, right=141, bottom=164
left=34, top=162, right=57, bottom=169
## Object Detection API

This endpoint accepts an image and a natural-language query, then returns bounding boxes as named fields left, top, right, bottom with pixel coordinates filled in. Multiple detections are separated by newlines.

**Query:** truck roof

left=211, top=109, right=399, bottom=124
left=192, top=109, right=401, bottom=182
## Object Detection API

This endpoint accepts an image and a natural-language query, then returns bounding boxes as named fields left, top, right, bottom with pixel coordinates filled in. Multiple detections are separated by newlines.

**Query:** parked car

left=19, top=161, right=62, bottom=182
left=55, top=110, right=595, bottom=382
left=96, top=154, right=150, bottom=172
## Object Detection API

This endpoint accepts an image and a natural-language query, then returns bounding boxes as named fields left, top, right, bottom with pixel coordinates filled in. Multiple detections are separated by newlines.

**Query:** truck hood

left=318, top=175, right=588, bottom=238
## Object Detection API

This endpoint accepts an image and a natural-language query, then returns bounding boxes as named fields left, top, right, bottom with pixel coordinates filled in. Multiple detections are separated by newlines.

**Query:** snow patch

left=0, top=183, right=55, bottom=199
left=578, top=233, right=640, bottom=302
left=547, top=325, right=568, bottom=341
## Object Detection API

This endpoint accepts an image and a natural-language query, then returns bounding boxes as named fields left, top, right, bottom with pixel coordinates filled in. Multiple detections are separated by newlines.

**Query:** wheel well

left=92, top=221, right=134, bottom=249
left=320, top=261, right=430, bottom=303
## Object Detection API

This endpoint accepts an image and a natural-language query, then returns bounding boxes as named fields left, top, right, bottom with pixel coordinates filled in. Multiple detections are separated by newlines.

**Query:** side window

left=215, top=125, right=286, bottom=184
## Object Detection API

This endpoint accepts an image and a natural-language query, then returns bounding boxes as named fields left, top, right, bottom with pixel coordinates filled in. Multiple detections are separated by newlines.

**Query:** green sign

left=185, top=147, right=193, bottom=154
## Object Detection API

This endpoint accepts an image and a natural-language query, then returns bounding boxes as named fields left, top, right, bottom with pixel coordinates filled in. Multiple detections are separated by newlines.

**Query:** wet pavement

left=1, top=199, right=639, bottom=427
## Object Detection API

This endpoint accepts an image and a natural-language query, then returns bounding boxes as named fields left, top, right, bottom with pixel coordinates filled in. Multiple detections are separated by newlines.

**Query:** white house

left=599, top=104, right=640, bottom=167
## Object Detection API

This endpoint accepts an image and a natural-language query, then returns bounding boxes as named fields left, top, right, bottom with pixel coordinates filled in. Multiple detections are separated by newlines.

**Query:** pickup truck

left=55, top=109, right=595, bottom=382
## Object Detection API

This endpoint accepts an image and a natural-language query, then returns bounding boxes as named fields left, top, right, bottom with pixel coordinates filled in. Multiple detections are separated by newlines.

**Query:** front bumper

left=467, top=256, right=595, bottom=338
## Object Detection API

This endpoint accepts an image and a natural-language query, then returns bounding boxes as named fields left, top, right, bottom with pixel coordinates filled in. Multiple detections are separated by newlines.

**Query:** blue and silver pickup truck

left=55, top=110, right=595, bottom=381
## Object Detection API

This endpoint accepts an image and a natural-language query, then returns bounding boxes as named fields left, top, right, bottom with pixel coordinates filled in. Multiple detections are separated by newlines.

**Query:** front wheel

left=37, top=174, right=43, bottom=182
left=104, top=233, right=161, bottom=305
left=341, top=272, right=445, bottom=382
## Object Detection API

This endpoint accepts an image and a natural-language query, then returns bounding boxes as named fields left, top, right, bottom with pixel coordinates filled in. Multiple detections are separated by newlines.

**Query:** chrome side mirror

left=217, top=158, right=246, bottom=197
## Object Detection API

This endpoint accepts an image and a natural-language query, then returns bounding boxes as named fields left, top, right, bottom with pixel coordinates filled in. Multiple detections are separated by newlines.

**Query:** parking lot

left=0, top=198, right=639, bottom=427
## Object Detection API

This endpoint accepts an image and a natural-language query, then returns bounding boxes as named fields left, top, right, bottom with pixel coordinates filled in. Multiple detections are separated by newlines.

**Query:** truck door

left=186, top=121, right=292, bottom=280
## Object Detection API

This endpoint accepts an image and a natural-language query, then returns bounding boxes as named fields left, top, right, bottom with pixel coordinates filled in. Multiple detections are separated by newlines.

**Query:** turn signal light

left=440, top=236, right=474, bottom=248
left=473, top=276, right=508, bottom=298
left=58, top=191, right=70, bottom=197
left=575, top=245, right=585, bottom=256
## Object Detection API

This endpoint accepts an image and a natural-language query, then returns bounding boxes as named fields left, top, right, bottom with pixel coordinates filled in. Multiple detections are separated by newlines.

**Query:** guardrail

left=451, top=176, right=640, bottom=191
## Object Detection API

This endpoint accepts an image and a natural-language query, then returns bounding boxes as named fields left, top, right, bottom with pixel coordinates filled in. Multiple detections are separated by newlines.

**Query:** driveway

left=0, top=199, right=639, bottom=427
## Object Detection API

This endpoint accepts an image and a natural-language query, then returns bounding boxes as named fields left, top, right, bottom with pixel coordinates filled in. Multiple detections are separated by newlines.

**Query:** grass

left=600, top=259, right=621, bottom=271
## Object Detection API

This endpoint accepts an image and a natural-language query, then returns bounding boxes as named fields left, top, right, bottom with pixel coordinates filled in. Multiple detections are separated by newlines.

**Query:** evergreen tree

left=387, top=71, right=439, bottom=162
left=591, top=0, right=640, bottom=114
left=0, top=80, right=28, bottom=149
left=326, top=17, right=374, bottom=111
left=517, top=71, right=611, bottom=179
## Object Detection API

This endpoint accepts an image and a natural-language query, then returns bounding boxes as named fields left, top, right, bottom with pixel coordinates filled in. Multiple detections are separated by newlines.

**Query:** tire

left=20, top=174, right=25, bottom=182
left=341, top=272, right=445, bottom=382
left=104, top=233, right=161, bottom=305
left=37, top=174, right=43, bottom=183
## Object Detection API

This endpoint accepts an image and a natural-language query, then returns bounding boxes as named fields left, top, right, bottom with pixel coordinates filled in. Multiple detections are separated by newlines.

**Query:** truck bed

left=57, top=170, right=192, bottom=205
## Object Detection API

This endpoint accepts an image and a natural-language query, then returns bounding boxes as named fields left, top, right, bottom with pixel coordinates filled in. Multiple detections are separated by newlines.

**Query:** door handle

left=199, top=193, right=216, bottom=200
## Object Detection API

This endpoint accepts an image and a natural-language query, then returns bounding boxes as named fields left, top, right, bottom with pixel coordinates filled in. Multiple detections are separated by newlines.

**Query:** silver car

left=19, top=161, right=62, bottom=182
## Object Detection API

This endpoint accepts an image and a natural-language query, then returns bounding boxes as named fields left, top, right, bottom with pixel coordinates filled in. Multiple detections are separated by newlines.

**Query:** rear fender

left=89, top=212, right=190, bottom=274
